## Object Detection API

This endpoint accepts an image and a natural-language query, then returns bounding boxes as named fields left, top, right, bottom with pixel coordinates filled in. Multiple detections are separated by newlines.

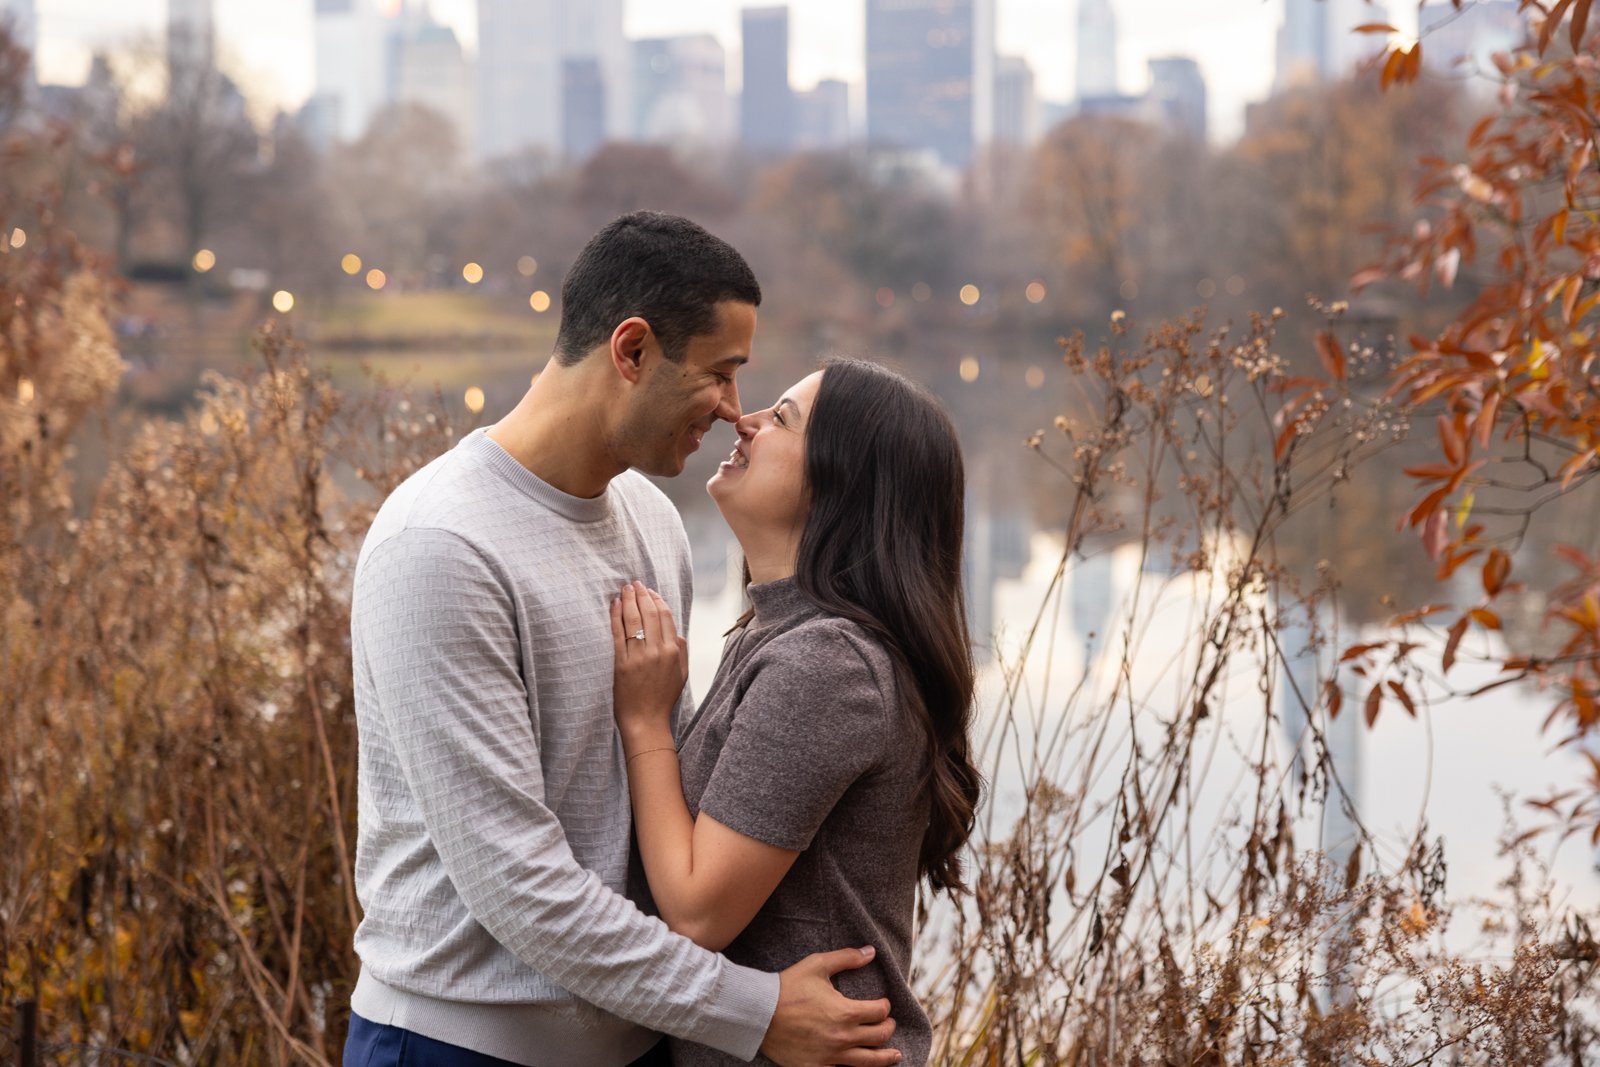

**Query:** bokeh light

left=959, top=284, right=980, bottom=306
left=17, top=377, right=34, bottom=404
left=1196, top=277, right=1217, bottom=299
left=1025, top=281, right=1046, bottom=304
left=272, top=290, right=295, bottom=313
left=959, top=356, right=980, bottom=382
left=342, top=253, right=362, bottom=275
left=462, top=262, right=484, bottom=284
left=1225, top=274, right=1247, bottom=295
left=366, top=268, right=387, bottom=290
left=517, top=256, right=538, bottom=277
left=529, top=290, right=551, bottom=312
left=9, top=228, right=25, bottom=249
left=875, top=287, right=894, bottom=308
left=1025, top=366, right=1046, bottom=389
left=192, top=249, right=216, bottom=272
left=464, top=386, right=485, bottom=414
left=911, top=282, right=931, bottom=302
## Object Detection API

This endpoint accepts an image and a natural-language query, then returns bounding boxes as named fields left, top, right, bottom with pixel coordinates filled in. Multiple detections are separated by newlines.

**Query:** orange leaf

left=1325, top=680, right=1343, bottom=720
left=1554, top=208, right=1569, bottom=246
left=1573, top=0, right=1593, bottom=50
left=1443, top=615, right=1469, bottom=673
left=1563, top=276, right=1582, bottom=324
left=1353, top=22, right=1400, bottom=33
left=1483, top=548, right=1511, bottom=597
left=1364, top=684, right=1383, bottom=728
left=1381, top=45, right=1407, bottom=89
left=1438, top=414, right=1466, bottom=467
left=1388, top=681, right=1418, bottom=718
left=1468, top=607, right=1502, bottom=630
left=1474, top=391, right=1501, bottom=449
left=1314, top=330, right=1347, bottom=381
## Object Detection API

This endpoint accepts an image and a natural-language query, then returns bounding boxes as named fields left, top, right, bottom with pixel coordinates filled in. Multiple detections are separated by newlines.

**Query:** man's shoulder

left=610, top=470, right=686, bottom=530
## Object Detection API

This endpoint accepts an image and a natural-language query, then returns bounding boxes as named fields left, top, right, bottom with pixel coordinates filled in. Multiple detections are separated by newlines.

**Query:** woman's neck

left=736, top=528, right=800, bottom=585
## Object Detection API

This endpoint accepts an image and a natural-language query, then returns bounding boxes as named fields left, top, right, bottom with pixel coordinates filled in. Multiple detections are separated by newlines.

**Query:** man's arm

left=357, top=530, right=900, bottom=1065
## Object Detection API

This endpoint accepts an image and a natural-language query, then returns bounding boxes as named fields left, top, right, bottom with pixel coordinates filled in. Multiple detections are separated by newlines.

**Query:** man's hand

left=759, top=946, right=901, bottom=1067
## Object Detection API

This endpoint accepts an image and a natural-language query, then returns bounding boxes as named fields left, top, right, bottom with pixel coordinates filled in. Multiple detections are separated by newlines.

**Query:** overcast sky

left=30, top=0, right=1415, bottom=142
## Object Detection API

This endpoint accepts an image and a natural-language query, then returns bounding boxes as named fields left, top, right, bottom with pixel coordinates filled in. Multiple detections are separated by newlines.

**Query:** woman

left=609, top=358, right=981, bottom=1066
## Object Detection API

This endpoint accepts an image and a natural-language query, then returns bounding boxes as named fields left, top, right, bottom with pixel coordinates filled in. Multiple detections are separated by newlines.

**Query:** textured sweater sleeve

left=356, top=527, right=778, bottom=1058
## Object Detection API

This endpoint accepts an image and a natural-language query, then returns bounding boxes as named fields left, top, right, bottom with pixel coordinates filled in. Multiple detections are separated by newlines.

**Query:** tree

left=1352, top=2, right=1600, bottom=830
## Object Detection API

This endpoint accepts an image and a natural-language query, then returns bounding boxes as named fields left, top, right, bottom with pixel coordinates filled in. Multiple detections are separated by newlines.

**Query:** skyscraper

left=1276, top=0, right=1391, bottom=90
left=1147, top=56, right=1206, bottom=142
left=740, top=6, right=793, bottom=153
left=632, top=35, right=730, bottom=145
left=168, top=0, right=216, bottom=78
left=795, top=79, right=850, bottom=150
left=993, top=55, right=1037, bottom=146
left=476, top=0, right=626, bottom=162
left=394, top=18, right=474, bottom=148
left=1076, top=0, right=1118, bottom=100
left=562, top=57, right=606, bottom=161
left=1419, top=0, right=1525, bottom=74
left=864, top=0, right=995, bottom=168
left=0, top=0, right=36, bottom=84
left=310, top=0, right=390, bottom=145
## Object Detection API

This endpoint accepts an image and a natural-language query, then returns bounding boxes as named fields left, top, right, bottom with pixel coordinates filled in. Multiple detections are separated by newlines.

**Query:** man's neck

left=487, top=360, right=623, bottom=499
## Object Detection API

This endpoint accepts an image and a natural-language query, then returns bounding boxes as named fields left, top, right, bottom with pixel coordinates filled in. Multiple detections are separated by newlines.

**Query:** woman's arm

left=612, top=582, right=799, bottom=950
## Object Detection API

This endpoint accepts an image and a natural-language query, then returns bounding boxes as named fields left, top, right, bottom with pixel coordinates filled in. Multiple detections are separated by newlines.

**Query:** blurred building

left=1276, top=0, right=1391, bottom=89
left=632, top=35, right=730, bottom=145
left=1419, top=0, right=1526, bottom=74
left=394, top=18, right=474, bottom=150
left=562, top=56, right=606, bottom=161
left=865, top=0, right=995, bottom=169
left=1147, top=55, right=1206, bottom=142
left=1076, top=0, right=1118, bottom=99
left=309, top=0, right=391, bottom=145
left=475, top=0, right=627, bottom=162
left=168, top=0, right=216, bottom=77
left=740, top=6, right=793, bottom=153
left=1, top=0, right=35, bottom=83
left=794, top=78, right=850, bottom=150
left=993, top=54, right=1037, bottom=145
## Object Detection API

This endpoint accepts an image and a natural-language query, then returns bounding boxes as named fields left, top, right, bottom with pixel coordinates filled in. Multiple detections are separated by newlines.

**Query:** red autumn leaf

left=1443, top=615, right=1470, bottom=674
left=1388, top=680, right=1419, bottom=718
left=1325, top=680, right=1343, bottom=720
left=1573, top=0, right=1593, bottom=49
left=1468, top=607, right=1503, bottom=630
left=1314, top=330, right=1346, bottom=381
left=1364, top=684, right=1383, bottom=728
left=1421, top=508, right=1450, bottom=559
left=1438, top=414, right=1466, bottom=466
left=1474, top=391, right=1501, bottom=449
left=1483, top=548, right=1512, bottom=596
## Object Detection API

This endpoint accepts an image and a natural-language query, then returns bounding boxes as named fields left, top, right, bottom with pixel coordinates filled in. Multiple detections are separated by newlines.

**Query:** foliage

left=1353, top=0, right=1600, bottom=838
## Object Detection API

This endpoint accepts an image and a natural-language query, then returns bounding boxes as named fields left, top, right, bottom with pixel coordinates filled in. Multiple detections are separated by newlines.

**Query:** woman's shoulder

left=755, top=612, right=899, bottom=701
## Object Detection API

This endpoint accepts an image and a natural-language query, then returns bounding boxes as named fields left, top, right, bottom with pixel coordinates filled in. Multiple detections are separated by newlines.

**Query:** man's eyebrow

left=714, top=354, right=749, bottom=368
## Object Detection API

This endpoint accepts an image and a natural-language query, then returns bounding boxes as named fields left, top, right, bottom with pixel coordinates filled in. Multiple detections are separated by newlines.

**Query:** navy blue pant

left=344, top=1013, right=671, bottom=1066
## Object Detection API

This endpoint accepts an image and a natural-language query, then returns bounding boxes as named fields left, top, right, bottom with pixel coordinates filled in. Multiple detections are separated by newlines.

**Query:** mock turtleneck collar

left=746, top=575, right=817, bottom=628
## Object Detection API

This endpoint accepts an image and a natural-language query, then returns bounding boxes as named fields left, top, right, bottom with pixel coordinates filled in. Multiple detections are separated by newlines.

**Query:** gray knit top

left=669, top=577, right=933, bottom=1066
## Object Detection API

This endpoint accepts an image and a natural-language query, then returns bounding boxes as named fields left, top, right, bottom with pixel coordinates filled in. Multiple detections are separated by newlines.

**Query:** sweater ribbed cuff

left=686, top=960, right=781, bottom=1061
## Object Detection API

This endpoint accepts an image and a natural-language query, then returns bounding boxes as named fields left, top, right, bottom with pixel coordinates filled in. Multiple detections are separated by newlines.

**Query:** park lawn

left=311, top=289, right=555, bottom=345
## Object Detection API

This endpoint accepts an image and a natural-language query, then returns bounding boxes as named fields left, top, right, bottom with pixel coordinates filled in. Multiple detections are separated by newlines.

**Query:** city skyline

left=20, top=0, right=1429, bottom=143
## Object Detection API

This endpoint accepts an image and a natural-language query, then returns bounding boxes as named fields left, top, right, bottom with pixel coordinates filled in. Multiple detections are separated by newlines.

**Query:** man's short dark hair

left=554, top=212, right=761, bottom=366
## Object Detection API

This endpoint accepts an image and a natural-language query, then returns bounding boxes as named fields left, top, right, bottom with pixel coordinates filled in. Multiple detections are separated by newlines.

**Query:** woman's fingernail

left=861, top=945, right=875, bottom=960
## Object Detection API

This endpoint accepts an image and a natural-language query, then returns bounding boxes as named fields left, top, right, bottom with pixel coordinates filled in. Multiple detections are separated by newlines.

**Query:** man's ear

left=609, top=317, right=654, bottom=384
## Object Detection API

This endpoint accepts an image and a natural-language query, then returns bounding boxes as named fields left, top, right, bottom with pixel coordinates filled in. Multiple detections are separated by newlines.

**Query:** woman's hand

left=610, top=581, right=688, bottom=750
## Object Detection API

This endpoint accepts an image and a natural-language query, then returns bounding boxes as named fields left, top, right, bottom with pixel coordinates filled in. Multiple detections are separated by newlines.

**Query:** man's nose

left=715, top=380, right=741, bottom=423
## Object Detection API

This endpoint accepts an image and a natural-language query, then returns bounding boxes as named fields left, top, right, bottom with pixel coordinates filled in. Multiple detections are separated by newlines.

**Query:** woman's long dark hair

left=794, top=358, right=981, bottom=894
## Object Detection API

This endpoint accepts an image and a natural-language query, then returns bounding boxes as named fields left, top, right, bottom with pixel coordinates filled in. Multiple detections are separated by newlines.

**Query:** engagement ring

left=630, top=630, right=646, bottom=641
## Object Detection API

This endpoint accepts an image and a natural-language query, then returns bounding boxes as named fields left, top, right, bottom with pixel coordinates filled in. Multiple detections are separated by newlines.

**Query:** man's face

left=621, top=300, right=755, bottom=477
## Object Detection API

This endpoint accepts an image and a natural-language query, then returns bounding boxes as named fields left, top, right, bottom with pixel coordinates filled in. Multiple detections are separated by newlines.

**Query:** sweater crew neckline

left=464, top=428, right=615, bottom=524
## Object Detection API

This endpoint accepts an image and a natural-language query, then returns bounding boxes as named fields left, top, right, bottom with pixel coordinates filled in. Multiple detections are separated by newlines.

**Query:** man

left=346, top=212, right=903, bottom=1067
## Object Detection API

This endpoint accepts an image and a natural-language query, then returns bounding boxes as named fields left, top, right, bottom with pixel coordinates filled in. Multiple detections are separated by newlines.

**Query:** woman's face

left=707, top=370, right=824, bottom=536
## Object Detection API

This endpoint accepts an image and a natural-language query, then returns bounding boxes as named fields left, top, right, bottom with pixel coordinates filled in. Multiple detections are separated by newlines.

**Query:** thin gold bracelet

left=626, top=746, right=677, bottom=766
